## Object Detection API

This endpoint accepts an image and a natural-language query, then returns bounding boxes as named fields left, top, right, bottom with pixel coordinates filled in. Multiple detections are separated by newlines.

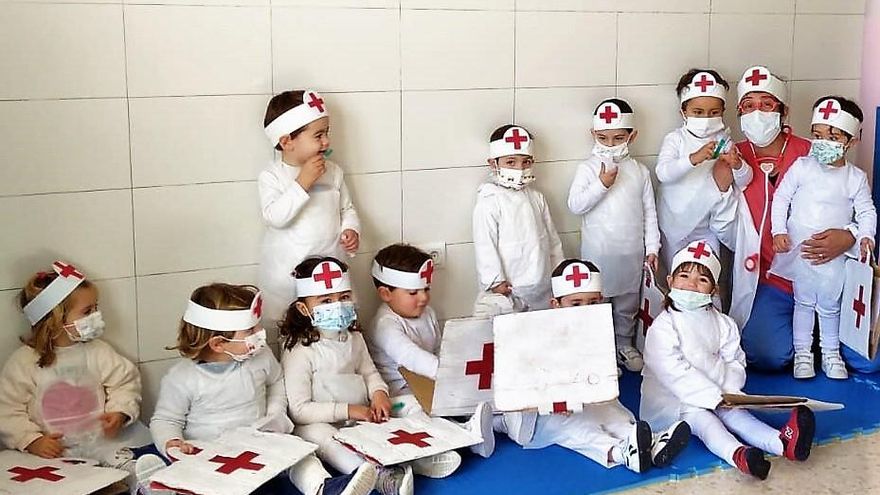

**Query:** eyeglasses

left=739, top=97, right=781, bottom=113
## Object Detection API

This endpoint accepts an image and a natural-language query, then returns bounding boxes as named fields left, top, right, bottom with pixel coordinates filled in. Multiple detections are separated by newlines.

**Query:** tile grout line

left=398, top=1, right=404, bottom=244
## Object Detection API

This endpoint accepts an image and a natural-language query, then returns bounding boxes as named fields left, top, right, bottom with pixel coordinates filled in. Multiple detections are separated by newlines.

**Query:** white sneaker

left=411, top=450, right=461, bottom=479
left=622, top=421, right=653, bottom=474
left=320, top=463, right=377, bottom=495
left=133, top=454, right=169, bottom=495
left=821, top=352, right=848, bottom=380
left=793, top=352, right=815, bottom=379
left=466, top=402, right=495, bottom=458
left=502, top=411, right=537, bottom=445
left=617, top=346, right=644, bottom=372
left=375, top=465, right=414, bottom=495
left=651, top=421, right=690, bottom=467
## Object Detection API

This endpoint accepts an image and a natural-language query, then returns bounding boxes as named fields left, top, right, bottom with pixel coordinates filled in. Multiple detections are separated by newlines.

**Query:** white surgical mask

left=222, top=328, right=266, bottom=362
left=64, top=311, right=105, bottom=342
left=669, top=288, right=713, bottom=311
left=684, top=116, right=726, bottom=139
left=809, top=139, right=846, bottom=165
left=494, top=166, right=535, bottom=190
left=311, top=301, right=358, bottom=333
left=591, top=141, right=630, bottom=163
left=740, top=111, right=781, bottom=147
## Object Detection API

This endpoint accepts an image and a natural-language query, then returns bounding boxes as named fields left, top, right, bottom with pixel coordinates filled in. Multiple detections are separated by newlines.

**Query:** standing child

left=771, top=96, right=876, bottom=380
left=367, top=243, right=495, bottom=459
left=567, top=98, right=660, bottom=372
left=150, top=283, right=375, bottom=495
left=472, top=125, right=565, bottom=315
left=259, top=90, right=361, bottom=327
left=640, top=241, right=816, bottom=480
left=656, top=69, right=752, bottom=268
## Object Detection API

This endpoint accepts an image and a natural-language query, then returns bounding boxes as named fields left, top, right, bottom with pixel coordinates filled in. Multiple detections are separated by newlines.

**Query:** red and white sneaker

left=779, top=405, right=815, bottom=461
left=732, top=446, right=770, bottom=480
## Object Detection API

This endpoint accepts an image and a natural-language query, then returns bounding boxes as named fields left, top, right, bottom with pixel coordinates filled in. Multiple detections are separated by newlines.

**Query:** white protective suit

left=258, top=159, right=360, bottom=325
left=472, top=181, right=565, bottom=312
left=567, top=154, right=660, bottom=344
left=366, top=303, right=441, bottom=397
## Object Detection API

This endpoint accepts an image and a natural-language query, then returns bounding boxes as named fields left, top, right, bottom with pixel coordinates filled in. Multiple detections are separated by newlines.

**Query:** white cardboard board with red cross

left=636, top=265, right=666, bottom=353
left=0, top=450, right=127, bottom=495
left=429, top=317, right=496, bottom=417
left=148, top=428, right=317, bottom=495
left=840, top=258, right=880, bottom=360
left=333, top=416, right=481, bottom=466
left=493, top=304, right=619, bottom=415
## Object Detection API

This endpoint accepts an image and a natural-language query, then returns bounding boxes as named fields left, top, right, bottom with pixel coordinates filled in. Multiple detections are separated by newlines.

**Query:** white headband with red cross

left=811, top=98, right=861, bottom=137
left=23, top=261, right=87, bottom=325
left=183, top=290, right=263, bottom=331
left=371, top=259, right=434, bottom=290
left=264, top=90, right=328, bottom=146
left=593, top=101, right=634, bottom=131
left=680, top=71, right=727, bottom=104
left=296, top=260, right=352, bottom=297
left=489, top=126, right=533, bottom=159
left=551, top=262, right=602, bottom=298
left=671, top=240, right=721, bottom=283
left=737, top=66, right=786, bottom=104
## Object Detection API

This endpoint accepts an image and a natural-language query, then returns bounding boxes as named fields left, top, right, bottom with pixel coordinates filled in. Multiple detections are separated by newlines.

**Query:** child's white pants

left=792, top=266, right=845, bottom=354
left=289, top=454, right=333, bottom=495
left=682, top=408, right=782, bottom=466
left=610, top=292, right=640, bottom=346
left=295, top=423, right=363, bottom=475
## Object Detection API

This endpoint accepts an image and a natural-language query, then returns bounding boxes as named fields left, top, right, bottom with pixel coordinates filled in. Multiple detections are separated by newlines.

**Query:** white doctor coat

left=366, top=303, right=441, bottom=397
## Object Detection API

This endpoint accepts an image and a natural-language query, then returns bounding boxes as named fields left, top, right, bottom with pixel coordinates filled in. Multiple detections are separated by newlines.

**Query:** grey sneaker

left=466, top=402, right=495, bottom=458
left=617, top=346, right=644, bottom=372
left=375, top=465, right=414, bottom=495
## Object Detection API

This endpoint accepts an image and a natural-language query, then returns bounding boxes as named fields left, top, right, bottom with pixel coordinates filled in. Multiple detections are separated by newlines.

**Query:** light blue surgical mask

left=809, top=139, right=846, bottom=165
left=311, top=301, right=357, bottom=333
left=669, top=288, right=713, bottom=311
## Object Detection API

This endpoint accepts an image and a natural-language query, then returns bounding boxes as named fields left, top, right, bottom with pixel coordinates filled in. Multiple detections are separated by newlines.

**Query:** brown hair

left=18, top=271, right=97, bottom=368
left=664, top=261, right=716, bottom=310
left=168, top=283, right=259, bottom=360
left=372, top=244, right=431, bottom=290
left=264, top=90, right=306, bottom=151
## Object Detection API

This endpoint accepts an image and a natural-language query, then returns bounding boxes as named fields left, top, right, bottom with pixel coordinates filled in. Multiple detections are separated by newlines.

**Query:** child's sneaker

left=410, top=450, right=461, bottom=478
left=793, top=351, right=815, bottom=379
left=622, top=421, right=652, bottom=474
left=732, top=446, right=770, bottom=480
left=617, top=346, right=644, bottom=372
left=779, top=405, right=815, bottom=461
left=466, top=401, right=495, bottom=458
left=502, top=411, right=537, bottom=445
left=651, top=421, right=690, bottom=467
left=375, top=465, right=414, bottom=495
left=321, top=463, right=377, bottom=495
left=821, top=352, right=848, bottom=380
left=133, top=454, right=169, bottom=495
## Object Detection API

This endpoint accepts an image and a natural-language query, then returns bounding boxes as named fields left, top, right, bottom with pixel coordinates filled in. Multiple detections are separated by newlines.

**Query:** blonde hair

left=18, top=271, right=96, bottom=368
left=168, top=283, right=258, bottom=360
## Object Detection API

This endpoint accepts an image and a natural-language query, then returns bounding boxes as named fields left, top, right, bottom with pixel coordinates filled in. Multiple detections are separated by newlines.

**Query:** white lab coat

left=640, top=307, right=747, bottom=432
left=472, top=182, right=565, bottom=311
left=567, top=155, right=660, bottom=297
left=257, top=158, right=360, bottom=323
left=366, top=304, right=441, bottom=396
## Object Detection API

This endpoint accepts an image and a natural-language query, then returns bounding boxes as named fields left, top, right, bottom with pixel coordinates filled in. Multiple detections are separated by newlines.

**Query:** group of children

left=0, top=63, right=873, bottom=494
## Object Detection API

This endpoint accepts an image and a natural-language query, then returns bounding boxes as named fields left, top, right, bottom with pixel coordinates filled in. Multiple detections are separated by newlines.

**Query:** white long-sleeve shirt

left=149, top=348, right=291, bottom=456
left=366, top=304, right=441, bottom=396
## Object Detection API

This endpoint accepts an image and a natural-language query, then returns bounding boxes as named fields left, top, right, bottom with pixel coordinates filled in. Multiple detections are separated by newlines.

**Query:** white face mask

left=222, top=328, right=266, bottom=362
left=669, top=288, right=713, bottom=311
left=740, top=111, right=781, bottom=147
left=64, top=311, right=105, bottom=342
left=494, top=166, right=535, bottom=190
left=591, top=141, right=630, bottom=163
left=684, top=116, right=726, bottom=139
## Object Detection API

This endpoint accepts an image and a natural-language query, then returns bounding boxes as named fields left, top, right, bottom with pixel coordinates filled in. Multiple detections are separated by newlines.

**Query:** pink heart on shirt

left=41, top=381, right=101, bottom=433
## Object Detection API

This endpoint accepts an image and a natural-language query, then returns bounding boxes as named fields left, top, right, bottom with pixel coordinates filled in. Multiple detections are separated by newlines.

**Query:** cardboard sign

left=636, top=265, right=665, bottom=352
left=493, top=304, right=619, bottom=415
left=840, top=258, right=880, bottom=360
left=0, top=450, right=127, bottom=495
left=720, top=393, right=844, bottom=412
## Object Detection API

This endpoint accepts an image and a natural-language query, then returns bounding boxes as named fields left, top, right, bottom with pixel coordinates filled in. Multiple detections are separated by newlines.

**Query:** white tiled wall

left=0, top=0, right=865, bottom=419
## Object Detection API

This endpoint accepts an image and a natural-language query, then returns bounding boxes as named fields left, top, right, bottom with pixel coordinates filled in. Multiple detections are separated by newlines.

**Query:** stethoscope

left=749, top=134, right=790, bottom=272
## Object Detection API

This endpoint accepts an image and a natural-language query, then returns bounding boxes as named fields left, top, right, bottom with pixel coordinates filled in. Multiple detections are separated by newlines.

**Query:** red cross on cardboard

left=853, top=285, right=867, bottom=329
left=688, top=242, right=711, bottom=259
left=419, top=260, right=434, bottom=284
left=465, top=343, right=494, bottom=390
left=53, top=261, right=84, bottom=279
left=208, top=451, right=265, bottom=475
left=313, top=262, right=343, bottom=290
left=307, top=92, right=325, bottom=113
left=694, top=73, right=715, bottom=92
left=504, top=128, right=528, bottom=150
left=7, top=466, right=64, bottom=483
left=388, top=430, right=433, bottom=448
left=745, top=68, right=768, bottom=86
left=818, top=100, right=839, bottom=120
left=638, top=299, right=654, bottom=327
left=598, top=105, right=619, bottom=124
left=565, top=265, right=590, bottom=288
left=552, top=402, right=568, bottom=414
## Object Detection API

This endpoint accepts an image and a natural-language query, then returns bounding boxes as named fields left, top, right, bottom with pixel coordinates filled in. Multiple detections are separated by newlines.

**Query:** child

left=567, top=98, right=660, bottom=372
left=472, top=124, right=565, bottom=315
left=771, top=96, right=876, bottom=380
left=150, top=283, right=375, bottom=495
left=0, top=262, right=150, bottom=474
left=640, top=241, right=816, bottom=480
left=494, top=259, right=690, bottom=473
left=656, top=69, right=752, bottom=269
left=367, top=243, right=495, bottom=458
left=259, top=89, right=361, bottom=327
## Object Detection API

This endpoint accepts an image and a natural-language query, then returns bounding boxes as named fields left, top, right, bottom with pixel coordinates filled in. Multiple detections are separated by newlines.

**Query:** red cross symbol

left=745, top=68, right=767, bottom=86
left=465, top=342, right=494, bottom=390
left=565, top=265, right=590, bottom=287
left=688, top=242, right=711, bottom=260
left=306, top=92, right=325, bottom=112
left=598, top=105, right=619, bottom=124
left=53, top=261, right=84, bottom=279
left=252, top=295, right=263, bottom=318
left=744, top=253, right=759, bottom=273
left=504, top=129, right=528, bottom=150
left=818, top=100, right=838, bottom=120
left=552, top=402, right=568, bottom=414
left=853, top=285, right=867, bottom=329
left=313, top=262, right=343, bottom=289
left=388, top=430, right=432, bottom=448
left=638, top=299, right=654, bottom=328
left=8, top=466, right=64, bottom=483
left=419, top=260, right=434, bottom=284
left=644, top=271, right=652, bottom=288
left=208, top=451, right=265, bottom=475
left=694, top=74, right=715, bottom=92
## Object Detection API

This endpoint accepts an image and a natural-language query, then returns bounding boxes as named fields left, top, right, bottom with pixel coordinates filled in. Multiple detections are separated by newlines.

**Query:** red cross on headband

left=737, top=65, right=786, bottom=104
left=22, top=260, right=88, bottom=325
left=264, top=89, right=328, bottom=146
left=371, top=259, right=434, bottom=290
left=811, top=98, right=861, bottom=137
left=296, top=260, right=352, bottom=297
left=671, top=240, right=721, bottom=283
left=489, top=126, right=533, bottom=159
left=183, top=290, right=263, bottom=331
left=680, top=71, right=727, bottom=104
left=551, top=262, right=603, bottom=298
left=592, top=101, right=634, bottom=131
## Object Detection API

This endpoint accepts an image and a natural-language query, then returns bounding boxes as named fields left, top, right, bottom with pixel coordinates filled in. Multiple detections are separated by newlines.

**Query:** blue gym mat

left=417, top=370, right=880, bottom=495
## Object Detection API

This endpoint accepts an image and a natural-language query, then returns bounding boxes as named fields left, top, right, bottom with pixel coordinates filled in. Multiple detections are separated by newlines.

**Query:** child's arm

left=259, top=351, right=294, bottom=434
left=371, top=316, right=439, bottom=380
left=338, top=175, right=361, bottom=251
left=770, top=161, right=801, bottom=251
left=567, top=162, right=610, bottom=215
left=718, top=315, right=747, bottom=393
left=472, top=197, right=507, bottom=291
left=0, top=350, right=47, bottom=452
left=641, top=169, right=661, bottom=259
left=352, top=333, right=390, bottom=399
left=96, top=341, right=141, bottom=428
left=282, top=346, right=349, bottom=424
left=150, top=370, right=192, bottom=457
left=730, top=152, right=753, bottom=189
left=258, top=169, right=311, bottom=229
left=656, top=131, right=703, bottom=183
left=852, top=171, right=877, bottom=259
left=539, top=193, right=565, bottom=268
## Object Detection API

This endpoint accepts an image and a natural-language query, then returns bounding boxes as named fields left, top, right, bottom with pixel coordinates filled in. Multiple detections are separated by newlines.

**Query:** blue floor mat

left=416, top=370, right=880, bottom=495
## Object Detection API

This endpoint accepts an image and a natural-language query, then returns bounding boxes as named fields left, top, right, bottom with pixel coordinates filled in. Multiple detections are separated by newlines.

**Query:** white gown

left=366, top=303, right=441, bottom=397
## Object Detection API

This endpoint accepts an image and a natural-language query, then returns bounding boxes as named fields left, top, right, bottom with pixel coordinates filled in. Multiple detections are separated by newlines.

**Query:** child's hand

left=165, top=438, right=198, bottom=455
left=340, top=229, right=359, bottom=253
left=26, top=433, right=64, bottom=459
left=491, top=281, right=512, bottom=296
left=598, top=162, right=618, bottom=188
left=370, top=391, right=392, bottom=423
left=100, top=412, right=127, bottom=438
left=860, top=238, right=875, bottom=262
left=773, top=234, right=791, bottom=253
left=645, top=253, right=658, bottom=273
left=689, top=141, right=717, bottom=165
left=718, top=148, right=743, bottom=170
left=348, top=404, right=373, bottom=422
left=712, top=159, right=734, bottom=192
left=295, top=154, right=327, bottom=191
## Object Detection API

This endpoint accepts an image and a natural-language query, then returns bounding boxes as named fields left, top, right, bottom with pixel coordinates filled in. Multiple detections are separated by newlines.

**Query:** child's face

left=811, top=124, right=854, bottom=147
left=551, top=292, right=604, bottom=308
left=282, top=117, right=330, bottom=164
left=212, top=325, right=261, bottom=359
left=379, top=286, right=430, bottom=319
left=296, top=290, right=353, bottom=316
left=64, top=286, right=99, bottom=325
left=489, top=154, right=534, bottom=170
left=682, top=96, right=724, bottom=118
left=667, top=265, right=715, bottom=295
left=591, top=129, right=634, bottom=147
